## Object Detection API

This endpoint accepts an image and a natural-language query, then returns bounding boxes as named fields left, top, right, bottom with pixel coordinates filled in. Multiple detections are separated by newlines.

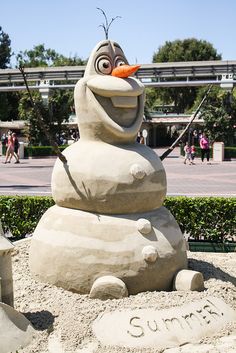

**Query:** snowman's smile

left=94, top=93, right=139, bottom=128
left=110, top=96, right=137, bottom=108
left=87, top=75, right=144, bottom=128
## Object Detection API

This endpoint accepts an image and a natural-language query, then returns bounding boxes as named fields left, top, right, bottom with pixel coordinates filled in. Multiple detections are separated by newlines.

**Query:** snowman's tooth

left=111, top=96, right=137, bottom=108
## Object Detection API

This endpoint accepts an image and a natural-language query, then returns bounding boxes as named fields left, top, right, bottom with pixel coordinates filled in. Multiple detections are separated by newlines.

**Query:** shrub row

left=24, top=145, right=236, bottom=159
left=1, top=145, right=68, bottom=157
left=2, top=144, right=236, bottom=159
left=24, top=145, right=67, bottom=158
left=0, top=196, right=235, bottom=242
left=224, top=146, right=236, bottom=159
left=0, top=196, right=54, bottom=238
left=164, top=196, right=236, bottom=242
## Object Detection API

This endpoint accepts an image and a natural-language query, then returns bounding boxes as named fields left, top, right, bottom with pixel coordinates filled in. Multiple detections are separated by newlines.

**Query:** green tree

left=0, top=26, right=11, bottom=68
left=18, top=90, right=74, bottom=145
left=153, top=38, right=221, bottom=63
left=149, top=38, right=221, bottom=113
left=200, top=87, right=236, bottom=146
left=0, top=92, right=19, bottom=121
left=18, top=91, right=45, bottom=145
left=16, top=44, right=85, bottom=144
left=0, top=26, right=19, bottom=121
left=17, top=43, right=85, bottom=67
left=17, top=44, right=60, bottom=67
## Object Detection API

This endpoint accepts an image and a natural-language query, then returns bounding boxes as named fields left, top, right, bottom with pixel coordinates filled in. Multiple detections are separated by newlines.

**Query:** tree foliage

left=0, top=26, right=19, bottom=121
left=149, top=38, right=221, bottom=113
left=0, top=92, right=19, bottom=121
left=18, top=89, right=75, bottom=145
left=200, top=87, right=236, bottom=146
left=0, top=26, right=11, bottom=69
left=15, top=44, right=85, bottom=144
left=16, top=43, right=85, bottom=67
left=153, top=38, right=221, bottom=63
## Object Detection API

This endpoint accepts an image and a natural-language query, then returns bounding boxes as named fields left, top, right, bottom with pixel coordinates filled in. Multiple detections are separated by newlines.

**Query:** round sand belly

left=29, top=205, right=187, bottom=295
left=51, top=141, right=167, bottom=214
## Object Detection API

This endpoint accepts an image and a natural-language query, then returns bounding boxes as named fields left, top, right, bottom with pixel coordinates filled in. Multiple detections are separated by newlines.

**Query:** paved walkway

left=157, top=148, right=236, bottom=197
left=0, top=148, right=235, bottom=197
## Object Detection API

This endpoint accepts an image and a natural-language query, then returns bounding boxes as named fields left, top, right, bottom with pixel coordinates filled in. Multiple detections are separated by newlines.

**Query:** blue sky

left=1, top=0, right=236, bottom=66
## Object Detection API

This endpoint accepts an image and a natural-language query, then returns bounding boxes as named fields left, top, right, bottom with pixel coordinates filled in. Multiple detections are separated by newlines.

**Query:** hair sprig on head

left=97, top=7, right=121, bottom=40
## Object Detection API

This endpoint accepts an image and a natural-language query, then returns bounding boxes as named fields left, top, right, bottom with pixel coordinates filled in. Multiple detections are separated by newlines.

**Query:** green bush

left=0, top=196, right=54, bottom=238
left=0, top=196, right=235, bottom=242
left=164, top=196, right=236, bottom=242
left=24, top=145, right=68, bottom=158
left=1, top=145, right=68, bottom=157
left=224, top=147, right=236, bottom=160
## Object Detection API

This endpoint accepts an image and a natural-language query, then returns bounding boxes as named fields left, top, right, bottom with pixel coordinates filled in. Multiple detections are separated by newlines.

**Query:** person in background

left=136, top=132, right=141, bottom=143
left=137, top=131, right=144, bottom=144
left=199, top=132, right=210, bottom=164
left=184, top=142, right=193, bottom=165
left=3, top=131, right=14, bottom=163
left=1, top=133, right=7, bottom=146
left=12, top=133, right=20, bottom=163
left=191, top=144, right=196, bottom=163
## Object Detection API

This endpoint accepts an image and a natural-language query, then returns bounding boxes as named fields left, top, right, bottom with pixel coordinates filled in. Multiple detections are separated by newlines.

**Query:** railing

left=0, top=60, right=235, bottom=90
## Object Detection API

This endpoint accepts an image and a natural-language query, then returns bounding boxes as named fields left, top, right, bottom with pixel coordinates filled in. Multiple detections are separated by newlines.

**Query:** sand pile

left=12, top=239, right=236, bottom=353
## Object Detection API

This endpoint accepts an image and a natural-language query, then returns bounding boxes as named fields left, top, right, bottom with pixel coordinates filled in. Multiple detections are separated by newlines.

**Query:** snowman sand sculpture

left=29, top=40, right=203, bottom=299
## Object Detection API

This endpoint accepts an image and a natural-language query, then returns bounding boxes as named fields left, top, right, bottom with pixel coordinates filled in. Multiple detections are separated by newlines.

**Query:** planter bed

left=188, top=240, right=236, bottom=253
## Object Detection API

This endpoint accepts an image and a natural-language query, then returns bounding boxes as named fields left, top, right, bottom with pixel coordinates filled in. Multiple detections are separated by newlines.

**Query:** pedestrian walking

left=184, top=142, right=193, bottom=165
left=199, top=133, right=210, bottom=164
left=3, top=132, right=19, bottom=164
left=12, top=133, right=20, bottom=163
left=3, top=132, right=14, bottom=163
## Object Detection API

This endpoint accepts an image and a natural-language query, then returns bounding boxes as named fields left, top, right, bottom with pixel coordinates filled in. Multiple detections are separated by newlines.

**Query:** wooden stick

left=160, top=85, right=212, bottom=161
left=19, top=66, right=67, bottom=164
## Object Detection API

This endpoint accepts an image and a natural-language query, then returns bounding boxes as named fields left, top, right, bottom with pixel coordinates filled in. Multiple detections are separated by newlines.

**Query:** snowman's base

left=29, top=205, right=188, bottom=295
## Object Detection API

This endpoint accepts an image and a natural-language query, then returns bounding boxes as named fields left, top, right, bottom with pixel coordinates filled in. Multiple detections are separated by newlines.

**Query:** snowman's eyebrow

left=113, top=43, right=122, bottom=51
left=96, top=43, right=109, bottom=51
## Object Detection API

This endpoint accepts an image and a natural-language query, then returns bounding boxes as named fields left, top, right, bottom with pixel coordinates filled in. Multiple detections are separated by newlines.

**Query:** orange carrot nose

left=111, top=64, right=140, bottom=78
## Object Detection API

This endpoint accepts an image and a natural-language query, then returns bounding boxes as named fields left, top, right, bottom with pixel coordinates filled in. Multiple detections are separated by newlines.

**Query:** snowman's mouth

left=94, top=93, right=139, bottom=128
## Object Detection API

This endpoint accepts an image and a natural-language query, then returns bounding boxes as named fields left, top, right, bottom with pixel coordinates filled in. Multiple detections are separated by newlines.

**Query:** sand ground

left=13, top=239, right=236, bottom=353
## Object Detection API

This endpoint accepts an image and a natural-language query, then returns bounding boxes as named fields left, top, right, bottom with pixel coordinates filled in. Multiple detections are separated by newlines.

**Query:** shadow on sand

left=188, top=258, right=236, bottom=286
left=24, top=310, right=56, bottom=331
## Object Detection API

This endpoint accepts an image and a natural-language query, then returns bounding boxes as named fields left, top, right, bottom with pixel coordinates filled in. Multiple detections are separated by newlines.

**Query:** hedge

left=0, top=196, right=54, bottom=238
left=0, top=196, right=235, bottom=242
left=24, top=145, right=67, bottom=158
left=2, top=145, right=236, bottom=159
left=224, top=147, right=236, bottom=159
left=164, top=196, right=236, bottom=242
left=1, top=145, right=68, bottom=157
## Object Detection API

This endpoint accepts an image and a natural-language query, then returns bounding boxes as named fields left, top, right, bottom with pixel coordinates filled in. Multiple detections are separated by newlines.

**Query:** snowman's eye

left=96, top=57, right=112, bottom=74
left=114, top=57, right=127, bottom=67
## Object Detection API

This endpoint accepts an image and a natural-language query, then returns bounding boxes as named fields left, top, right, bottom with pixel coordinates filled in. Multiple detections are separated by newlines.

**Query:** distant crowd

left=1, top=130, right=20, bottom=164
left=184, top=132, right=210, bottom=165
left=1, top=129, right=211, bottom=166
left=56, top=129, right=80, bottom=146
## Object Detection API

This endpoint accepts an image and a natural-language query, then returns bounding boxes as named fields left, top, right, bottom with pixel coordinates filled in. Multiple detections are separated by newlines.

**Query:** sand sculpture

left=29, top=40, right=203, bottom=299
left=0, top=228, right=14, bottom=307
left=0, top=223, right=35, bottom=352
